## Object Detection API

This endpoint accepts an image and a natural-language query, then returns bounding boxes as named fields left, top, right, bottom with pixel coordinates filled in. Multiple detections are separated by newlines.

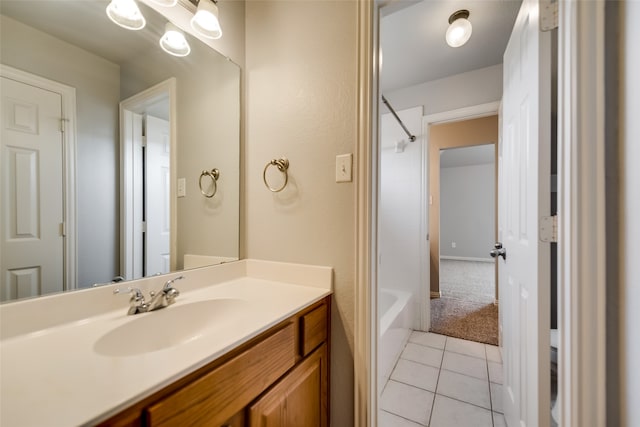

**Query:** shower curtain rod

left=381, top=95, right=416, bottom=142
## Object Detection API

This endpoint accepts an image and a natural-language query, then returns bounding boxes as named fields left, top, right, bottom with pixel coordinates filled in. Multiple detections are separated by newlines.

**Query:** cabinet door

left=249, top=344, right=327, bottom=427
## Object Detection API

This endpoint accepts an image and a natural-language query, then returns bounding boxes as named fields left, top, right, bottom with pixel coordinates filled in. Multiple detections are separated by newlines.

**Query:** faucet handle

left=163, top=275, right=185, bottom=291
left=114, top=287, right=148, bottom=315
left=114, top=287, right=145, bottom=301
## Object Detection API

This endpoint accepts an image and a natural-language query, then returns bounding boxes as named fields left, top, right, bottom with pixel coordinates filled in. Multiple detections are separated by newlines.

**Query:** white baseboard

left=440, top=256, right=494, bottom=263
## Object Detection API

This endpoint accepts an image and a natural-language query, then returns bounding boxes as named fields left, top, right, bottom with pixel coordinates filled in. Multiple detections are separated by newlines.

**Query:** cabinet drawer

left=145, top=323, right=296, bottom=426
left=300, top=304, right=327, bottom=357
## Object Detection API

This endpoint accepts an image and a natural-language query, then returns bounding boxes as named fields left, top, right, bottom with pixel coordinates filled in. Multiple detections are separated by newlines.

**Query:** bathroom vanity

left=0, top=260, right=332, bottom=427
left=101, top=297, right=329, bottom=426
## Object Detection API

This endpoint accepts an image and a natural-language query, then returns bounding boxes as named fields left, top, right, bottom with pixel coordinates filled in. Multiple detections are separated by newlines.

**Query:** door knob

left=490, top=242, right=506, bottom=260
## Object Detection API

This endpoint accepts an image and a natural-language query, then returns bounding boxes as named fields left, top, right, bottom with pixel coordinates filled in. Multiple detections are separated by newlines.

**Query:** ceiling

left=380, top=0, right=522, bottom=92
left=0, top=1, right=168, bottom=65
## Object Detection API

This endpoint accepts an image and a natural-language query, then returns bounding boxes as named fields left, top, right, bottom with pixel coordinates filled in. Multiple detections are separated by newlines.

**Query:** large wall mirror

left=0, top=0, right=240, bottom=302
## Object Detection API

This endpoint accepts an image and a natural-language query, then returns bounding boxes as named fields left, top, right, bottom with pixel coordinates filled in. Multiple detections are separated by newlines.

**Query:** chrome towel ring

left=199, top=168, right=220, bottom=198
left=263, top=157, right=289, bottom=192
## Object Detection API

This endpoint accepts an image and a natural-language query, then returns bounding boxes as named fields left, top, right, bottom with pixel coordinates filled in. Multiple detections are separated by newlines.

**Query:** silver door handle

left=490, top=242, right=506, bottom=260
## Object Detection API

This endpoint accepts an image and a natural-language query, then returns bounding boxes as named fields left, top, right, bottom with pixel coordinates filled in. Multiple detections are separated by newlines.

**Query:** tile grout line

left=485, top=345, right=496, bottom=427
left=426, top=336, right=446, bottom=427
left=380, top=409, right=425, bottom=427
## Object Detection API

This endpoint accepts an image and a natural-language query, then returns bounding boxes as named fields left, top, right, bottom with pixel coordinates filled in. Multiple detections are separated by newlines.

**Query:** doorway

left=432, top=141, right=498, bottom=345
left=120, top=78, right=175, bottom=281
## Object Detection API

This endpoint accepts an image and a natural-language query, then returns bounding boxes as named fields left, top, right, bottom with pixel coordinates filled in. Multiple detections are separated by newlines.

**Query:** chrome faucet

left=114, top=287, right=149, bottom=315
left=114, top=275, right=184, bottom=315
left=147, top=275, right=184, bottom=311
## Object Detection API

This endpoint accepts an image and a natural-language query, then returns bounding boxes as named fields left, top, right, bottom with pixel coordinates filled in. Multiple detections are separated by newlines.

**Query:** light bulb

left=106, top=0, right=146, bottom=31
left=190, top=0, right=222, bottom=39
left=446, top=10, right=472, bottom=48
left=160, top=23, right=191, bottom=57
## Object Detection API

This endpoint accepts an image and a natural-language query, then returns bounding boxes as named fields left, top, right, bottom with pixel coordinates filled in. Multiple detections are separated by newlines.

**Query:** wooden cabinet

left=98, top=296, right=330, bottom=427
left=248, top=344, right=327, bottom=427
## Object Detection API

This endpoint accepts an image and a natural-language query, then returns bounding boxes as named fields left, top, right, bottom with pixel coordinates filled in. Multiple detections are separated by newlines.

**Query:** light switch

left=336, top=153, right=353, bottom=183
left=177, top=178, right=186, bottom=197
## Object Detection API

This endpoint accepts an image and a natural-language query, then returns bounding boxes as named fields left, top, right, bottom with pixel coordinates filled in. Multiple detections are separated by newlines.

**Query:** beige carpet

left=430, top=297, right=499, bottom=345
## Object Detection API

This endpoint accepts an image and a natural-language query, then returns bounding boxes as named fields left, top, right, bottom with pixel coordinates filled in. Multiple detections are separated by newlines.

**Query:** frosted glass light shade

left=446, top=11, right=472, bottom=48
left=160, top=23, right=191, bottom=57
left=106, top=0, right=146, bottom=31
left=149, top=0, right=178, bottom=6
left=190, top=0, right=222, bottom=39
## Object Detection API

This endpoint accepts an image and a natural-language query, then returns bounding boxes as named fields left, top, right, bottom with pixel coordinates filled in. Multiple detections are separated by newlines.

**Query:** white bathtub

left=379, top=288, right=413, bottom=391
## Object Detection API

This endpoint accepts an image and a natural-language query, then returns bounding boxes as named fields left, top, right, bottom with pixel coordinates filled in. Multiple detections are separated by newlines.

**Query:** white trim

left=120, top=78, right=177, bottom=280
left=440, top=256, right=494, bottom=263
left=355, top=0, right=379, bottom=424
left=423, top=102, right=501, bottom=125
left=418, top=123, right=430, bottom=331
left=557, top=1, right=607, bottom=426
left=0, top=64, right=78, bottom=291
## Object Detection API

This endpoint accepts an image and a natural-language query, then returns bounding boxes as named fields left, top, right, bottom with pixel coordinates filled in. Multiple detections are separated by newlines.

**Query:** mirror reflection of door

left=0, top=69, right=74, bottom=302
left=120, top=81, right=173, bottom=281
left=145, top=115, right=170, bottom=276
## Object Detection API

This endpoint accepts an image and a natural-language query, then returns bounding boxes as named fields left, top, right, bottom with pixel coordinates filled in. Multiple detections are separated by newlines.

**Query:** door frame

left=0, top=64, right=78, bottom=291
left=120, top=78, right=176, bottom=280
left=556, top=1, right=607, bottom=426
left=421, top=103, right=500, bottom=329
left=354, top=1, right=608, bottom=427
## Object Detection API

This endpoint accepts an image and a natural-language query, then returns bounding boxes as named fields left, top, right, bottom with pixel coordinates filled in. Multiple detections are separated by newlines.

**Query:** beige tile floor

left=380, top=332, right=505, bottom=427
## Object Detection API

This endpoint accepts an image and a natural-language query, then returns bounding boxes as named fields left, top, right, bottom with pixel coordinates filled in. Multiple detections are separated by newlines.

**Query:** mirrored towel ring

left=199, top=168, right=220, bottom=198
left=263, top=157, right=289, bottom=192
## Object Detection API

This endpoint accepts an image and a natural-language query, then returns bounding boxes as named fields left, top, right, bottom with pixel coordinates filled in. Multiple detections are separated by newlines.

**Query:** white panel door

left=1, top=76, right=64, bottom=301
left=500, top=0, right=551, bottom=426
left=145, top=115, right=170, bottom=276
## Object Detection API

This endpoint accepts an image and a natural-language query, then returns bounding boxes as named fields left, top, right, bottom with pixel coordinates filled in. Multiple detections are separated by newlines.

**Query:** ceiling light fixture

left=149, top=0, right=178, bottom=6
left=446, top=9, right=472, bottom=48
left=191, top=0, right=222, bottom=39
left=160, top=23, right=191, bottom=57
left=106, top=0, right=146, bottom=31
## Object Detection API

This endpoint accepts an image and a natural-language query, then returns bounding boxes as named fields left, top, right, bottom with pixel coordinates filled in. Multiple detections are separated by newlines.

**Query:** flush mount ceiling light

left=191, top=0, right=222, bottom=39
left=149, top=0, right=178, bottom=6
left=446, top=9, right=472, bottom=48
left=160, top=22, right=191, bottom=57
left=106, top=0, right=146, bottom=30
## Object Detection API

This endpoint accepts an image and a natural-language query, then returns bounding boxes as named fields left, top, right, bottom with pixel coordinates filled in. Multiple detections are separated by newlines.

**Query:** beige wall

left=120, top=40, right=241, bottom=270
left=244, top=1, right=357, bottom=425
left=429, top=115, right=499, bottom=294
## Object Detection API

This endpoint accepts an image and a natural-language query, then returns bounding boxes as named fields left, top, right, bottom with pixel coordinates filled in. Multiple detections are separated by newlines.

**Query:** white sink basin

left=94, top=299, right=247, bottom=357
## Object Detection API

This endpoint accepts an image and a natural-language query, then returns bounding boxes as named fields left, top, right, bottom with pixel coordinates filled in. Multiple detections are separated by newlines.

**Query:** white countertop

left=0, top=260, right=332, bottom=427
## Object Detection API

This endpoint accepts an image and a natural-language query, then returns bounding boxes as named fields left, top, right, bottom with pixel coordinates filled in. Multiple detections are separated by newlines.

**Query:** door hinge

left=60, top=118, right=68, bottom=133
left=540, top=215, right=558, bottom=243
left=540, top=0, right=559, bottom=31
left=60, top=222, right=66, bottom=237
left=142, top=221, right=147, bottom=233
left=142, top=135, right=147, bottom=147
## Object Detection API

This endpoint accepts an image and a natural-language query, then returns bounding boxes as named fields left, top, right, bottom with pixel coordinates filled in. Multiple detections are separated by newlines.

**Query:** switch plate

left=336, top=153, right=353, bottom=183
left=451, top=242, right=456, bottom=248
left=177, top=178, right=186, bottom=197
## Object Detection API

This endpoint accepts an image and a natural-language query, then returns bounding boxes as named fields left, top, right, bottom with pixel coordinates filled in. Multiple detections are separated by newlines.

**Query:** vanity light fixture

left=149, top=0, right=178, bottom=6
left=160, top=22, right=191, bottom=57
left=106, top=0, right=146, bottom=30
left=191, top=0, right=222, bottom=39
left=446, top=9, right=472, bottom=48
